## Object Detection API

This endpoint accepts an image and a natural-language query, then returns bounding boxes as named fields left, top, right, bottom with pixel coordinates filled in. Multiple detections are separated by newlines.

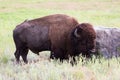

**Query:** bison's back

left=29, top=14, right=79, bottom=50
left=14, top=14, right=79, bottom=53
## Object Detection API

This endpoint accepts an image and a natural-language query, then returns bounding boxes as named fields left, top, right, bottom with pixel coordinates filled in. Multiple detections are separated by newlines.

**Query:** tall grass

left=0, top=0, right=120, bottom=80
left=0, top=55, right=120, bottom=80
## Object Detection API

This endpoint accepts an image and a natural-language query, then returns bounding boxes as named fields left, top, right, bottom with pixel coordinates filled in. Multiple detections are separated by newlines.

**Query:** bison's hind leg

left=13, top=34, right=29, bottom=63
left=20, top=47, right=28, bottom=63
left=14, top=50, right=20, bottom=63
left=14, top=47, right=28, bottom=63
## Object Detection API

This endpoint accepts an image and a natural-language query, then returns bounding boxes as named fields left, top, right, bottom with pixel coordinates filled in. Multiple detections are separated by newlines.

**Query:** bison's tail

left=13, top=28, right=23, bottom=49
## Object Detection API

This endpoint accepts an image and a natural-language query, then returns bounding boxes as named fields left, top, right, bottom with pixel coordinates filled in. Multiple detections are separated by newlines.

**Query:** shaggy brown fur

left=13, top=14, right=96, bottom=63
left=48, top=15, right=79, bottom=60
left=13, top=14, right=79, bottom=63
left=66, top=23, right=96, bottom=58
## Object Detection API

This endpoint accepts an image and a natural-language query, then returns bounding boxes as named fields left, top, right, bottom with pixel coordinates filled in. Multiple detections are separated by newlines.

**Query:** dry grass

left=0, top=0, right=120, bottom=80
left=0, top=55, right=120, bottom=80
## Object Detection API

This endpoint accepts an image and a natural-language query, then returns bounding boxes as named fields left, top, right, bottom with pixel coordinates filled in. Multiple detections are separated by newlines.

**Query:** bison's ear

left=74, top=27, right=82, bottom=38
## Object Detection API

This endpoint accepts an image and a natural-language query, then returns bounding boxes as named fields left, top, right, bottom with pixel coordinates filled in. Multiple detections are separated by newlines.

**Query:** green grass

left=0, top=0, right=120, bottom=80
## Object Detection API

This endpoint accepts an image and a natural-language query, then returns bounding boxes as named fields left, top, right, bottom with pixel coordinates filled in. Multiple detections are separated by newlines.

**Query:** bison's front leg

left=50, top=49, right=67, bottom=62
left=69, top=56, right=77, bottom=66
left=50, top=51, right=54, bottom=59
left=50, top=50, right=70, bottom=63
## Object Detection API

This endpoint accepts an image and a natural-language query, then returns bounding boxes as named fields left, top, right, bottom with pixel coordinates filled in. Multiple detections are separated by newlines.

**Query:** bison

left=13, top=14, right=96, bottom=63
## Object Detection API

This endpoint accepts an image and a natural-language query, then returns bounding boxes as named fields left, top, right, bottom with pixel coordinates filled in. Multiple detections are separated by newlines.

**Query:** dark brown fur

left=13, top=14, right=78, bottom=63
left=67, top=23, right=96, bottom=58
left=13, top=14, right=96, bottom=63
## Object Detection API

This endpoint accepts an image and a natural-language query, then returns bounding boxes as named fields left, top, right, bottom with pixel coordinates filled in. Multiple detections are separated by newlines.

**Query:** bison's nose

left=89, top=49, right=96, bottom=53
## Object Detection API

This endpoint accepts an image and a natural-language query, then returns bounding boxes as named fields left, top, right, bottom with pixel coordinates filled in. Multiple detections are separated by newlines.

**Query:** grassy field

left=0, top=0, right=120, bottom=80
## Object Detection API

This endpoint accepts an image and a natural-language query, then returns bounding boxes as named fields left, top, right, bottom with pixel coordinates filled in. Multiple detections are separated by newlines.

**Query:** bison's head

left=72, top=23, right=96, bottom=57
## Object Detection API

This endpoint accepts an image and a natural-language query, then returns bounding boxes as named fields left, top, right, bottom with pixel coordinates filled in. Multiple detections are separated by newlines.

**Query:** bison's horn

left=74, top=28, right=81, bottom=38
